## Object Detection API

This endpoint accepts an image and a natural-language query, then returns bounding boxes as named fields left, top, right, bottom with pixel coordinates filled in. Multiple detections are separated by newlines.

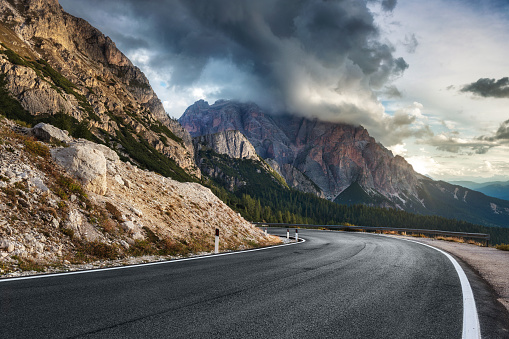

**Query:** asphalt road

left=0, top=229, right=485, bottom=338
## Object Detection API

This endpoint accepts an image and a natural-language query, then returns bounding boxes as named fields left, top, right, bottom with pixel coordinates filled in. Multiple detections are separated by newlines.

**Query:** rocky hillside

left=193, top=130, right=288, bottom=194
left=180, top=99, right=509, bottom=228
left=0, top=0, right=199, bottom=180
left=0, top=119, right=279, bottom=276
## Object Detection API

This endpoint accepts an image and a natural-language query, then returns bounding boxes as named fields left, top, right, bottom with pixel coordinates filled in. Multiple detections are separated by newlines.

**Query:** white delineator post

left=215, top=228, right=219, bottom=254
left=295, top=229, right=299, bottom=242
left=264, top=228, right=267, bottom=235
left=287, top=228, right=290, bottom=239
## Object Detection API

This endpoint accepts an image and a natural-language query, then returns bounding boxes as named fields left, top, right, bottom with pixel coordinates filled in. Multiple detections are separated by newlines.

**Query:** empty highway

left=1, top=229, right=506, bottom=338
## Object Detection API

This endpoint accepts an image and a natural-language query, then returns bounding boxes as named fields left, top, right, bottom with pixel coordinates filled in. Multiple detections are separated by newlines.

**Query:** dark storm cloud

left=461, top=77, right=509, bottom=98
left=60, top=0, right=409, bottom=142
left=478, top=119, right=509, bottom=143
left=381, top=0, right=398, bottom=12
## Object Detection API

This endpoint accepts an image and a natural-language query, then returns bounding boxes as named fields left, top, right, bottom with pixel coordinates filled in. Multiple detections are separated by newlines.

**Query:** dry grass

left=495, top=244, right=509, bottom=251
left=435, top=236, right=484, bottom=246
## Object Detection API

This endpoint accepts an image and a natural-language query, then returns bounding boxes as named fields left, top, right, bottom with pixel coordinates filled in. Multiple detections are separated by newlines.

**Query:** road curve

left=0, top=229, right=472, bottom=338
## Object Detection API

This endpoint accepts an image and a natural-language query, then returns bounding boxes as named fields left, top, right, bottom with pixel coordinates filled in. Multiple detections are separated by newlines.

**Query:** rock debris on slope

left=0, top=120, right=279, bottom=277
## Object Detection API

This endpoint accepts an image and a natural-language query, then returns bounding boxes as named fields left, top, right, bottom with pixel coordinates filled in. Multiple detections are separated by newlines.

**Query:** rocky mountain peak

left=180, top=99, right=421, bottom=202
left=0, top=0, right=200, bottom=177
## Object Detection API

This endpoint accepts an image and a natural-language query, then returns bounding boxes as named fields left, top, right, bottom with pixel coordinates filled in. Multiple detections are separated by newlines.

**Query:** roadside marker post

left=264, top=228, right=267, bottom=235
left=287, top=229, right=289, bottom=239
left=295, top=229, right=299, bottom=242
left=215, top=228, right=219, bottom=254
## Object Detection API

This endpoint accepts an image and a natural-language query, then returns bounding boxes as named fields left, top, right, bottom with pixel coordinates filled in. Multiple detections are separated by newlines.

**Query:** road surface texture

left=0, top=229, right=503, bottom=338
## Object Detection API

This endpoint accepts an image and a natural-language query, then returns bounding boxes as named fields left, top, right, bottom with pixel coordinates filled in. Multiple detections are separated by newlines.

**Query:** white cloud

left=388, top=143, right=407, bottom=156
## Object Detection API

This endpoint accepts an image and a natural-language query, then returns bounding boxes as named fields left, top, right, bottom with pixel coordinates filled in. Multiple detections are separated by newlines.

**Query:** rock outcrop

left=51, top=142, right=109, bottom=195
left=30, top=122, right=73, bottom=144
left=194, top=130, right=258, bottom=160
left=0, top=0, right=199, bottom=177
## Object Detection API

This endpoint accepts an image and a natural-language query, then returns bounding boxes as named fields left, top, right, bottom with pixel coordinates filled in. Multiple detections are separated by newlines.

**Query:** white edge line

left=293, top=229, right=482, bottom=338
left=0, top=237, right=305, bottom=283
left=391, top=237, right=481, bottom=339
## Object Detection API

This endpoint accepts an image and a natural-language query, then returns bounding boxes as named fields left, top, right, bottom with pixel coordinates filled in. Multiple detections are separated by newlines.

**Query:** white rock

left=51, top=217, right=60, bottom=228
left=74, top=140, right=120, bottom=163
left=114, top=174, right=124, bottom=186
left=30, top=123, right=73, bottom=144
left=121, top=221, right=144, bottom=240
left=29, top=177, right=49, bottom=193
left=65, top=209, right=102, bottom=241
left=131, top=207, right=143, bottom=217
left=51, top=144, right=108, bottom=195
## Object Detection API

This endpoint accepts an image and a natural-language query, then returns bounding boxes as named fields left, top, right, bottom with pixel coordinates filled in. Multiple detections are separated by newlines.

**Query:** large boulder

left=30, top=123, right=73, bottom=144
left=73, top=140, right=120, bottom=163
left=51, top=143, right=108, bottom=195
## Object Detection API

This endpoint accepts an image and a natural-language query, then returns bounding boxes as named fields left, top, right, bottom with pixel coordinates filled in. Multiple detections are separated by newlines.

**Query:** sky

left=59, top=0, right=509, bottom=183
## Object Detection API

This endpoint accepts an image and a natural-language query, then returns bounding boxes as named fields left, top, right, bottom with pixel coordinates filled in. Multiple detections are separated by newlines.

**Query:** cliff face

left=194, top=130, right=258, bottom=161
left=180, top=99, right=509, bottom=227
left=0, top=0, right=199, bottom=177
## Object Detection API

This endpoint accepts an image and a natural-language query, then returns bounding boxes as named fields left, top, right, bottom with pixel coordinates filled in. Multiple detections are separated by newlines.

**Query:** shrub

left=61, top=227, right=75, bottom=239
left=161, top=239, right=189, bottom=256
left=78, top=241, right=120, bottom=260
left=495, top=244, right=509, bottom=251
left=23, top=138, right=50, bottom=158
left=128, top=239, right=157, bottom=256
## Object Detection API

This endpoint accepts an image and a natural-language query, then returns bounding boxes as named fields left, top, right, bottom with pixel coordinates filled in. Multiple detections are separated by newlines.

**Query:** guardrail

left=252, top=222, right=491, bottom=246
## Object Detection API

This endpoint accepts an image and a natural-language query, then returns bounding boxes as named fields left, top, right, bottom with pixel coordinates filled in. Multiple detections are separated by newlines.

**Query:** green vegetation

left=0, top=44, right=30, bottom=67
left=0, top=74, right=34, bottom=124
left=149, top=121, right=183, bottom=144
left=23, top=137, right=51, bottom=158
left=114, top=125, right=196, bottom=182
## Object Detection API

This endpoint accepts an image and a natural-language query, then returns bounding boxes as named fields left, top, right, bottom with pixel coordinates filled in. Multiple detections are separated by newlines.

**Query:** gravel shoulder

left=392, top=235, right=509, bottom=313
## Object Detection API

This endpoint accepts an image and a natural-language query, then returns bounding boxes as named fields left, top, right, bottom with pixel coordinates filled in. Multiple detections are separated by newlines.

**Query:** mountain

left=0, top=0, right=198, bottom=180
left=450, top=181, right=509, bottom=201
left=193, top=130, right=288, bottom=193
left=180, top=99, right=509, bottom=228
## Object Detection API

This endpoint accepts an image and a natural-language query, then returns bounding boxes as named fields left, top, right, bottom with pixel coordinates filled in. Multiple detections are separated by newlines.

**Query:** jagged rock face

left=180, top=99, right=422, bottom=203
left=265, top=159, right=324, bottom=198
left=194, top=130, right=258, bottom=160
left=0, top=0, right=199, bottom=176
left=181, top=100, right=294, bottom=164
